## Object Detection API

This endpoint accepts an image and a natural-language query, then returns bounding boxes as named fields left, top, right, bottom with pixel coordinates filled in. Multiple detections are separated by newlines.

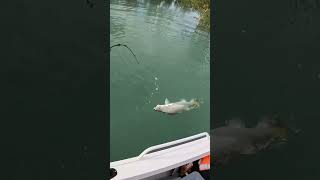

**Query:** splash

left=144, top=76, right=160, bottom=105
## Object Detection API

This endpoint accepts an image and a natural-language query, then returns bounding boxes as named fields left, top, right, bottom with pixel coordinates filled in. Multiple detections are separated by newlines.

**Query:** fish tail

left=190, top=99, right=200, bottom=108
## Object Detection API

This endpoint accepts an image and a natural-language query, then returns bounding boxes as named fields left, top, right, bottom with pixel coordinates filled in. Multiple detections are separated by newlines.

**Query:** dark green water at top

left=110, top=0, right=210, bottom=161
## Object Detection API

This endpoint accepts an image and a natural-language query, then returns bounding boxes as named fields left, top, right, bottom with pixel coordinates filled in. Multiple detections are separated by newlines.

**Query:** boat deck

left=110, top=133, right=210, bottom=180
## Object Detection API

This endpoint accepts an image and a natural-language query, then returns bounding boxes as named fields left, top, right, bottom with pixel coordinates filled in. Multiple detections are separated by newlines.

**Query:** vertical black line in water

left=105, top=0, right=111, bottom=179
left=210, top=0, right=216, bottom=178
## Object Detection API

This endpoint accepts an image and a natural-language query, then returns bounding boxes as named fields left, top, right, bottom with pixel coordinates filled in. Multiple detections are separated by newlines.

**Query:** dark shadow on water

left=214, top=0, right=320, bottom=179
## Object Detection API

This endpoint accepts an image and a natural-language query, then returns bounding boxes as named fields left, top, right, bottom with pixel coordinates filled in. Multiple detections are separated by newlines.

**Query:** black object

left=110, top=44, right=140, bottom=64
left=110, top=168, right=117, bottom=179
left=192, top=160, right=210, bottom=180
left=199, top=170, right=210, bottom=180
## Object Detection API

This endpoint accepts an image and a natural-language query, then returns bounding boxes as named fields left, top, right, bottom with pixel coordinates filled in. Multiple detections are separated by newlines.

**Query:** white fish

left=153, top=98, right=200, bottom=115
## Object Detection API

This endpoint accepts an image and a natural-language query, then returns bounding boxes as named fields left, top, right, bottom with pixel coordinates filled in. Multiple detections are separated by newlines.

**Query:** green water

left=110, top=0, right=210, bottom=161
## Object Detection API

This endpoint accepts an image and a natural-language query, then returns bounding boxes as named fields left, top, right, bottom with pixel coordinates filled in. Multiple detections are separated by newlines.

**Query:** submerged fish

left=153, top=98, right=200, bottom=115
left=211, top=117, right=299, bottom=166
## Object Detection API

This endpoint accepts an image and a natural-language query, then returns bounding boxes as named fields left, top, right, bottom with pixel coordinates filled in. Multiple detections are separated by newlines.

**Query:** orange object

left=198, top=155, right=210, bottom=171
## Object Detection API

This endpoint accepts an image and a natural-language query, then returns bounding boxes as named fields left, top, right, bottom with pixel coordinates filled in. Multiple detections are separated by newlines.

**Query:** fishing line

left=110, top=43, right=140, bottom=64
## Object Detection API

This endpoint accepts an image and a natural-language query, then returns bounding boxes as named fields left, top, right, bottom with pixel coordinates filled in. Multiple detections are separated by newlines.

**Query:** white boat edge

left=110, top=132, right=210, bottom=180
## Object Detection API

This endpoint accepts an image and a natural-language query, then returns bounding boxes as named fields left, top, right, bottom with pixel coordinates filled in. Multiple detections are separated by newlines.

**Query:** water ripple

left=110, top=0, right=210, bottom=161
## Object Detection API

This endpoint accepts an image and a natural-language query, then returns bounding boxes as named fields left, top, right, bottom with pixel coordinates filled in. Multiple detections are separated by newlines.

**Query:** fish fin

left=240, top=145, right=258, bottom=155
left=225, top=118, right=246, bottom=128
left=165, top=98, right=170, bottom=104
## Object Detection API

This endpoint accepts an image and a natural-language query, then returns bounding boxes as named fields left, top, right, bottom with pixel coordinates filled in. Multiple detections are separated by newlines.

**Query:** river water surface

left=110, top=0, right=210, bottom=161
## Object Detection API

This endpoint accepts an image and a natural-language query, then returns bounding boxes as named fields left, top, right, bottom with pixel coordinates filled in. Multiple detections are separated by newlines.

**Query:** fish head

left=153, top=105, right=163, bottom=112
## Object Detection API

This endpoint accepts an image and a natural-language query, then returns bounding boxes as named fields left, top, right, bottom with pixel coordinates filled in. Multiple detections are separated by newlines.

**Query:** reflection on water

left=110, top=0, right=210, bottom=161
